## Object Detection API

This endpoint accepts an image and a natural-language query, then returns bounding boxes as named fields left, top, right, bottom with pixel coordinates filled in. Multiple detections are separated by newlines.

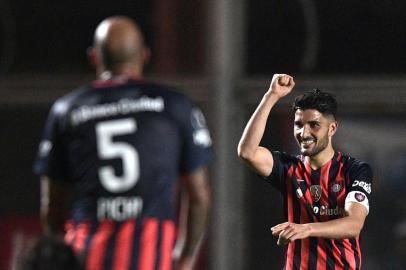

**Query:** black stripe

left=335, top=240, right=350, bottom=270
left=130, top=218, right=143, bottom=270
left=325, top=239, right=335, bottom=270
left=329, top=156, right=351, bottom=269
left=104, top=222, right=119, bottom=270
left=82, top=221, right=98, bottom=266
left=310, top=169, right=322, bottom=269
left=328, top=153, right=340, bottom=209
left=349, top=238, right=361, bottom=270
left=310, top=169, right=322, bottom=222
left=154, top=221, right=163, bottom=270
left=308, top=237, right=318, bottom=269
left=292, top=165, right=302, bottom=269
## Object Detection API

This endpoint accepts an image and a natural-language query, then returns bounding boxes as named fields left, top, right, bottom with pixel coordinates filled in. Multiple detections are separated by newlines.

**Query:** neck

left=97, top=64, right=144, bottom=81
left=305, top=146, right=335, bottom=170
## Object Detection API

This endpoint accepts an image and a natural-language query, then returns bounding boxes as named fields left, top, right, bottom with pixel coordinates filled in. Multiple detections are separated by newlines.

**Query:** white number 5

left=96, top=118, right=139, bottom=193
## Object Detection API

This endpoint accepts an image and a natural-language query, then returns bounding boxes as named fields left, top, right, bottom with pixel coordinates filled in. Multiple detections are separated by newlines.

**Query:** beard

left=298, top=134, right=329, bottom=157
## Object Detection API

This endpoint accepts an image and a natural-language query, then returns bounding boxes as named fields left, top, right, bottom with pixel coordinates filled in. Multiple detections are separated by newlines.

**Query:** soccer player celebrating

left=238, top=74, right=372, bottom=270
left=34, top=16, right=212, bottom=270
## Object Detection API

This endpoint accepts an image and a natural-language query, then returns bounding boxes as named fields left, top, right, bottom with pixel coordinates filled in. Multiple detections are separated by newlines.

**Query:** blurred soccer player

left=238, top=74, right=372, bottom=270
left=34, top=16, right=212, bottom=270
left=19, top=235, right=82, bottom=270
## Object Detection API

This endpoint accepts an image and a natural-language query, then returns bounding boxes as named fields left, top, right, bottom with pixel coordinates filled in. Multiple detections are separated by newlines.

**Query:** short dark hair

left=292, top=88, right=338, bottom=119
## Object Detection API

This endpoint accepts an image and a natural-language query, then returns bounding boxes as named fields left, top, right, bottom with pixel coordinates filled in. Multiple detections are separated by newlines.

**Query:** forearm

left=237, top=93, right=279, bottom=159
left=308, top=216, right=364, bottom=239
left=180, top=196, right=210, bottom=260
left=40, top=176, right=71, bottom=235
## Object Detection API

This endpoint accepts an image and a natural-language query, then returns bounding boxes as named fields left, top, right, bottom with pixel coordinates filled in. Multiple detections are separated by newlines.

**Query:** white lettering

left=97, top=196, right=143, bottom=221
left=352, top=180, right=372, bottom=194
left=70, top=97, right=164, bottom=126
left=319, top=205, right=345, bottom=216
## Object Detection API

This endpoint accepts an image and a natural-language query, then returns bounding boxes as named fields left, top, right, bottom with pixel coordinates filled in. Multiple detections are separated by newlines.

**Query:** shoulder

left=341, top=153, right=373, bottom=180
left=49, top=85, right=91, bottom=117
left=272, top=151, right=301, bottom=165
left=140, top=82, right=189, bottom=99
left=341, top=153, right=372, bottom=171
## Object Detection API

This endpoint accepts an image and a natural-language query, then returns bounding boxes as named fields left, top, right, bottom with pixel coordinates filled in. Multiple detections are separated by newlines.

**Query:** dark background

left=1, top=1, right=406, bottom=269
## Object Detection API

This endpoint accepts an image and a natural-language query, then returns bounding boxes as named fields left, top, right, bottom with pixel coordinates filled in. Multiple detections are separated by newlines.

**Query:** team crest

left=310, top=185, right=322, bottom=202
left=331, top=183, right=341, bottom=193
left=355, top=192, right=365, bottom=202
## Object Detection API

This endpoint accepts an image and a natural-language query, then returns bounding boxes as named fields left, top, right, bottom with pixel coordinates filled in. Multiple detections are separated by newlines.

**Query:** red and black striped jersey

left=266, top=151, right=372, bottom=270
left=34, top=78, right=213, bottom=270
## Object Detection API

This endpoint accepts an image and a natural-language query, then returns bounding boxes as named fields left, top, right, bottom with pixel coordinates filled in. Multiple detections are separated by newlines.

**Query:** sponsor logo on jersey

left=313, top=205, right=345, bottom=216
left=310, top=185, right=322, bottom=202
left=70, top=97, right=164, bottom=126
left=352, top=180, right=371, bottom=194
left=331, top=183, right=341, bottom=193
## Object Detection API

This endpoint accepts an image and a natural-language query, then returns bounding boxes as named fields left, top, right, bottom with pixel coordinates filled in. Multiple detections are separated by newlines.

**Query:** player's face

left=293, top=109, right=336, bottom=157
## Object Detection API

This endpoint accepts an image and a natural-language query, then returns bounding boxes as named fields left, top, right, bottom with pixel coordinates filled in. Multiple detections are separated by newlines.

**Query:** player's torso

left=60, top=81, right=183, bottom=222
left=287, top=152, right=351, bottom=223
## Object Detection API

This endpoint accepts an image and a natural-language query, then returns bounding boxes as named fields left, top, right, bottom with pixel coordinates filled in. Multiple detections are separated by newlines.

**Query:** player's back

left=35, top=78, right=213, bottom=269
left=60, top=79, right=187, bottom=223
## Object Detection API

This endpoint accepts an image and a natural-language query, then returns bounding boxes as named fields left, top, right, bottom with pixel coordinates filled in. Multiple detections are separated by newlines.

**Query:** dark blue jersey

left=34, top=78, right=212, bottom=270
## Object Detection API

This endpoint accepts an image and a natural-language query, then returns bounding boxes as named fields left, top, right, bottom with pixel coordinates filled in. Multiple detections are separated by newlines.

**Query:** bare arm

left=40, top=176, right=72, bottom=235
left=237, top=74, right=295, bottom=177
left=271, top=202, right=368, bottom=245
left=175, top=166, right=211, bottom=270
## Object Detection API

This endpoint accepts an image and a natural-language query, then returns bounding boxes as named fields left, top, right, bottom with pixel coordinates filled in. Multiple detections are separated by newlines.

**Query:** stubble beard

left=298, top=134, right=329, bottom=157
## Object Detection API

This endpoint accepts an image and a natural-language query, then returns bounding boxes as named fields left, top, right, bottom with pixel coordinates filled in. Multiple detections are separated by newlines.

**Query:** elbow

left=343, top=221, right=364, bottom=239
left=349, top=224, right=364, bottom=238
left=237, top=144, right=254, bottom=162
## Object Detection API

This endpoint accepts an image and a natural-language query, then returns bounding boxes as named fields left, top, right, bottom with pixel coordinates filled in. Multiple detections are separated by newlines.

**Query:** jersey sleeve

left=345, top=161, right=373, bottom=214
left=33, top=101, right=70, bottom=182
left=265, top=151, right=296, bottom=191
left=171, top=95, right=213, bottom=174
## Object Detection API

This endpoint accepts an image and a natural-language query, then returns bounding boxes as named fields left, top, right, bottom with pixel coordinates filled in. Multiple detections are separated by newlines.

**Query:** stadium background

left=1, top=0, right=406, bottom=269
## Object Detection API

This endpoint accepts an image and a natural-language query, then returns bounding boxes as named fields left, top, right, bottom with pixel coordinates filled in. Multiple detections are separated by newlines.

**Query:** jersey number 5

left=96, top=118, right=140, bottom=193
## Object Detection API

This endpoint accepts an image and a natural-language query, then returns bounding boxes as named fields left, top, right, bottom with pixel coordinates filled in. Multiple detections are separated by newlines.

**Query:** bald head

left=92, top=16, right=148, bottom=76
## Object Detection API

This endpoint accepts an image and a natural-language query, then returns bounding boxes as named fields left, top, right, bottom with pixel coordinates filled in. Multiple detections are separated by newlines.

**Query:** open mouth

left=300, top=138, right=315, bottom=147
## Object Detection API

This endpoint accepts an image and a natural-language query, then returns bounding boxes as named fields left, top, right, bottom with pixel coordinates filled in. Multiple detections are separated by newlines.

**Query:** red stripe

left=320, top=160, right=332, bottom=222
left=286, top=166, right=295, bottom=269
left=286, top=166, right=295, bottom=222
left=286, top=241, right=295, bottom=270
left=71, top=222, right=90, bottom=254
left=336, top=157, right=347, bottom=205
left=300, top=238, right=310, bottom=270
left=138, top=218, right=159, bottom=270
left=112, top=220, right=136, bottom=270
left=302, top=163, right=314, bottom=210
left=295, top=165, right=310, bottom=270
left=342, top=239, right=356, bottom=270
left=86, top=220, right=115, bottom=270
left=159, top=221, right=175, bottom=270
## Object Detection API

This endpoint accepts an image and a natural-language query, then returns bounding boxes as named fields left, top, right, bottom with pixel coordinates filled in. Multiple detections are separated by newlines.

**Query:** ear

left=328, top=121, right=338, bottom=137
left=142, top=46, right=151, bottom=65
left=87, top=47, right=97, bottom=68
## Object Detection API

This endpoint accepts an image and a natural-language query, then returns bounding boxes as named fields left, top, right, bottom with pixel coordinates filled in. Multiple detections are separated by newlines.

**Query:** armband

left=345, top=191, right=369, bottom=214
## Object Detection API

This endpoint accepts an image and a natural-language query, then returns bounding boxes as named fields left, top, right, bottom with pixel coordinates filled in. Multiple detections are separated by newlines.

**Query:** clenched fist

left=267, top=74, right=295, bottom=99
